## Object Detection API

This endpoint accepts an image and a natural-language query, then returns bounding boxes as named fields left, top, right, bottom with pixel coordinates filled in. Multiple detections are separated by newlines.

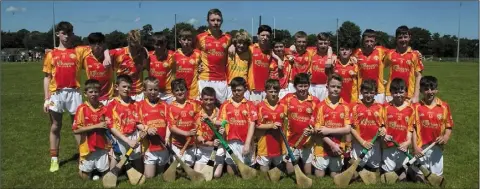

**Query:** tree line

left=1, top=21, right=478, bottom=58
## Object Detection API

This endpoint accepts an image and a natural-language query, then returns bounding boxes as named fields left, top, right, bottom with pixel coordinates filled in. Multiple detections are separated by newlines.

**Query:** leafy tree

left=105, top=30, right=127, bottom=49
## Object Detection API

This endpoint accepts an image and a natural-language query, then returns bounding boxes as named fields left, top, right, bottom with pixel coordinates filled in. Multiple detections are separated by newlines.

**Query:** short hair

left=390, top=78, right=407, bottom=93
left=265, top=79, right=281, bottom=91
left=232, top=31, right=251, bottom=46
left=152, top=32, right=167, bottom=46
left=362, top=29, right=376, bottom=40
left=294, top=31, right=307, bottom=40
left=55, top=21, right=73, bottom=33
left=395, top=25, right=411, bottom=37
left=171, top=78, right=188, bottom=91
left=317, top=32, right=330, bottom=41
left=207, top=8, right=223, bottom=20
left=143, top=76, right=159, bottom=88
left=230, top=77, right=248, bottom=89
left=339, top=41, right=354, bottom=49
left=127, top=30, right=142, bottom=44
left=257, top=25, right=272, bottom=35
left=272, top=38, right=286, bottom=45
left=420, top=76, right=438, bottom=91
left=360, top=79, right=377, bottom=92
left=201, top=87, right=216, bottom=98
left=116, top=74, right=133, bottom=85
left=87, top=32, right=105, bottom=44
left=179, top=28, right=194, bottom=39
left=293, top=73, right=310, bottom=86
left=84, top=79, right=101, bottom=92
left=328, top=73, right=343, bottom=84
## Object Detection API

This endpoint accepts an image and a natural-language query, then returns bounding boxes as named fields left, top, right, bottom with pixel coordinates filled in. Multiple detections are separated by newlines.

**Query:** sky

left=1, top=1, right=479, bottom=39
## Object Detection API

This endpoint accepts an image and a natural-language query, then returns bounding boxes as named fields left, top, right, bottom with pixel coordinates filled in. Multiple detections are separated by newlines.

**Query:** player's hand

left=303, top=127, right=313, bottom=136
left=379, top=127, right=386, bottom=136
left=316, top=126, right=332, bottom=135
left=436, top=135, right=449, bottom=145
left=200, top=114, right=209, bottom=122
left=414, top=146, right=424, bottom=158
left=348, top=70, right=355, bottom=76
left=103, top=49, right=112, bottom=68
left=213, top=139, right=220, bottom=147
left=127, top=139, right=138, bottom=148
left=271, top=122, right=282, bottom=130
left=398, top=142, right=409, bottom=152
left=289, top=45, right=297, bottom=54
left=99, top=121, right=108, bottom=129
left=410, top=96, right=419, bottom=103
left=228, top=45, right=236, bottom=56
left=147, top=127, right=157, bottom=135
left=43, top=99, right=50, bottom=113
left=188, top=129, right=197, bottom=136
left=362, top=140, right=374, bottom=149
left=331, top=144, right=343, bottom=156
left=198, top=63, right=203, bottom=74
left=384, top=135, right=393, bottom=142
left=350, top=57, right=357, bottom=64
left=242, top=144, right=250, bottom=155
left=218, top=127, right=225, bottom=135
left=287, top=55, right=295, bottom=63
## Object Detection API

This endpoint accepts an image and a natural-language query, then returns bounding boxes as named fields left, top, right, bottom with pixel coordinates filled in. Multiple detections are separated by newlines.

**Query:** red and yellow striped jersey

left=333, top=59, right=359, bottom=104
left=248, top=43, right=275, bottom=91
left=136, top=99, right=169, bottom=152
left=218, top=98, right=258, bottom=143
left=111, top=47, right=147, bottom=96
left=279, top=93, right=320, bottom=149
left=385, top=47, right=424, bottom=98
left=72, top=102, right=110, bottom=160
left=309, top=53, right=332, bottom=85
left=82, top=48, right=114, bottom=101
left=168, top=100, right=201, bottom=148
left=384, top=101, right=415, bottom=147
left=43, top=47, right=88, bottom=92
left=289, top=51, right=311, bottom=82
left=256, top=100, right=287, bottom=157
left=351, top=102, right=384, bottom=141
left=105, top=97, right=139, bottom=135
left=269, top=57, right=292, bottom=89
left=148, top=50, right=175, bottom=94
left=353, top=47, right=387, bottom=94
left=413, top=98, right=453, bottom=147
left=196, top=29, right=232, bottom=81
left=196, top=108, right=220, bottom=142
left=314, top=98, right=350, bottom=157
left=227, top=51, right=250, bottom=85
left=172, top=49, right=201, bottom=99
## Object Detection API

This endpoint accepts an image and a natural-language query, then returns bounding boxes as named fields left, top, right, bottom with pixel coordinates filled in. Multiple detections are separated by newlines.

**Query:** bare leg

left=144, top=164, right=156, bottom=179
left=303, top=163, right=312, bottom=176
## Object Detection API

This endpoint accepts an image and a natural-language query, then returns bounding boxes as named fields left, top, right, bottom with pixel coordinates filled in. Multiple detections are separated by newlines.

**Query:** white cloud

left=134, top=17, right=141, bottom=22
left=187, top=18, right=198, bottom=25
left=6, top=6, right=26, bottom=13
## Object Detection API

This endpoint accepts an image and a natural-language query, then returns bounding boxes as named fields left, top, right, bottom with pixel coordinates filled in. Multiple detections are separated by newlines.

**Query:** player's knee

left=79, top=171, right=89, bottom=180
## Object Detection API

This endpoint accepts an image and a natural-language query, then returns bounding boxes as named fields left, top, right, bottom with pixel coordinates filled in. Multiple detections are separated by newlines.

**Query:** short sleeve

left=72, top=106, right=85, bottom=130
left=42, top=51, right=53, bottom=74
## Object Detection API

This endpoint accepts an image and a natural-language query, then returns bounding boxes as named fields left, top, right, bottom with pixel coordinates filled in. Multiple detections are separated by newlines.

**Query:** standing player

left=226, top=31, right=251, bottom=100
left=288, top=31, right=311, bottom=94
left=384, top=26, right=424, bottom=103
left=309, top=32, right=335, bottom=101
left=147, top=32, right=175, bottom=104
left=353, top=29, right=388, bottom=104
left=332, top=43, right=359, bottom=104
left=110, top=30, right=149, bottom=102
left=196, top=8, right=232, bottom=103
left=173, top=28, right=201, bottom=99
left=270, top=38, right=291, bottom=99
left=411, top=76, right=453, bottom=182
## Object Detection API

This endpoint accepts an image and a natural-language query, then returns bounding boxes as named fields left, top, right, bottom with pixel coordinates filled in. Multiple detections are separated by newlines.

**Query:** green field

left=1, top=62, right=478, bottom=188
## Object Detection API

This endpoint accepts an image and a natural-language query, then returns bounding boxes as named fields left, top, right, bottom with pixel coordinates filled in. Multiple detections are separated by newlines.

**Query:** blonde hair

left=127, top=29, right=142, bottom=44
left=233, top=31, right=251, bottom=46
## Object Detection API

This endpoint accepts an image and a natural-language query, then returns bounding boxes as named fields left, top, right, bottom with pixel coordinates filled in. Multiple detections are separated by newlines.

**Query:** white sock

left=51, top=157, right=58, bottom=161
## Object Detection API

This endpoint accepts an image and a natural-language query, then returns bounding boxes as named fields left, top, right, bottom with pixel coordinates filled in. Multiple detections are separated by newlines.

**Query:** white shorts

left=279, top=88, right=289, bottom=100
left=196, top=146, right=226, bottom=165
left=225, top=140, right=255, bottom=166
left=79, top=149, right=109, bottom=173
left=131, top=92, right=144, bottom=102
left=199, top=80, right=228, bottom=103
left=144, top=150, right=170, bottom=166
left=171, top=145, right=198, bottom=167
left=159, top=92, right=174, bottom=104
left=48, top=88, right=82, bottom=114
left=288, top=83, right=296, bottom=93
left=309, top=84, right=328, bottom=101
left=226, top=87, right=250, bottom=100
left=359, top=93, right=386, bottom=104
left=312, top=155, right=343, bottom=172
left=411, top=145, right=443, bottom=176
left=249, top=91, right=266, bottom=102
left=381, top=147, right=409, bottom=172
left=113, top=130, right=142, bottom=161
left=256, top=155, right=285, bottom=167
left=351, top=140, right=381, bottom=169
left=287, top=147, right=313, bottom=164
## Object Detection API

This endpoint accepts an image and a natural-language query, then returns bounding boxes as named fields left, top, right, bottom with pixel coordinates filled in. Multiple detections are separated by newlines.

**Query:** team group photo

left=1, top=1, right=478, bottom=189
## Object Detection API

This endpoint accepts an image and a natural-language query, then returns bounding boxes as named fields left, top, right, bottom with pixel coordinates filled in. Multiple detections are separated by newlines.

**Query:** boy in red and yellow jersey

left=106, top=75, right=147, bottom=172
left=312, top=73, right=351, bottom=178
left=288, top=31, right=312, bottom=94
left=309, top=32, right=335, bottom=101
left=173, top=28, right=201, bottom=100
left=148, top=32, right=175, bottom=104
left=350, top=79, right=385, bottom=174
left=256, top=79, right=287, bottom=173
left=381, top=78, right=414, bottom=181
left=137, top=77, right=170, bottom=179
left=280, top=73, right=320, bottom=175
left=72, top=79, right=110, bottom=179
left=227, top=31, right=251, bottom=100
left=212, top=77, right=257, bottom=176
left=194, top=87, right=226, bottom=179
left=110, top=30, right=149, bottom=102
left=411, top=76, right=453, bottom=181
left=270, top=39, right=291, bottom=100
left=385, top=26, right=424, bottom=103
left=332, top=43, right=359, bottom=104
left=167, top=78, right=201, bottom=167
left=81, top=32, right=114, bottom=105
left=354, top=29, right=388, bottom=104
left=196, top=8, right=232, bottom=103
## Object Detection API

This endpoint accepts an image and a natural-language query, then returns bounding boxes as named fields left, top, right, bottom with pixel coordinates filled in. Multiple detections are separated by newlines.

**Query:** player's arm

left=412, top=128, right=424, bottom=157
left=110, top=128, right=138, bottom=148
left=412, top=70, right=422, bottom=103
left=350, top=127, right=368, bottom=147
left=243, top=120, right=256, bottom=154
left=42, top=52, right=53, bottom=113
left=73, top=122, right=107, bottom=134
left=71, top=107, right=106, bottom=134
